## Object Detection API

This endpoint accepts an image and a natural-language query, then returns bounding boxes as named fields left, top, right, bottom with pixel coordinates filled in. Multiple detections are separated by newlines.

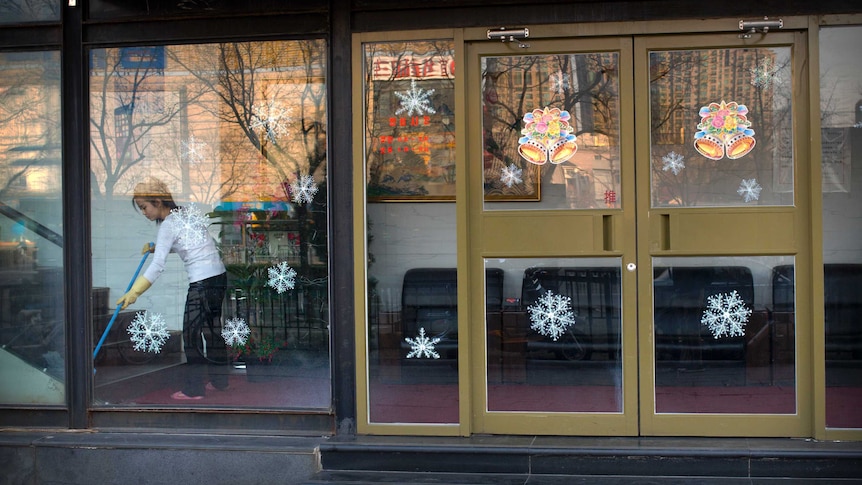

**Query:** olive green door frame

left=634, top=31, right=811, bottom=437
left=466, top=36, right=638, bottom=436
left=465, top=30, right=812, bottom=437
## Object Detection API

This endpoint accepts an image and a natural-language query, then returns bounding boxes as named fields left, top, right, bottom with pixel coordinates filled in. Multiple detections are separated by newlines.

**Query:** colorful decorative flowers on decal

left=518, top=106, right=578, bottom=165
left=693, top=100, right=756, bottom=160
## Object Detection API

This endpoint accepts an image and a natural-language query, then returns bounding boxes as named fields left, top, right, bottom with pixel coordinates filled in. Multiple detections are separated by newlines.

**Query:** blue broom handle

left=93, top=248, right=151, bottom=360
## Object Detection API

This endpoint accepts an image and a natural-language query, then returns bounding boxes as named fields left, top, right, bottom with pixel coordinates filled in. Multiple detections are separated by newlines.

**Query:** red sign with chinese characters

left=372, top=55, right=455, bottom=81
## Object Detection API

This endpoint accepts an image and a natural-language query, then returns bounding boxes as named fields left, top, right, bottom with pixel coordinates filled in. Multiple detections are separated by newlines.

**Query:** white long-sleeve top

left=142, top=211, right=226, bottom=285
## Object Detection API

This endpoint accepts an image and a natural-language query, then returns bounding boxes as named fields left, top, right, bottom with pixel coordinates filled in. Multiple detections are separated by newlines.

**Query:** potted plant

left=229, top=332, right=286, bottom=382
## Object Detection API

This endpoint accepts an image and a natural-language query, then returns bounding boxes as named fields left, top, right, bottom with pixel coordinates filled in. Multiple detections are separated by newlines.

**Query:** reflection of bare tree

left=820, top=77, right=843, bottom=127
left=818, top=71, right=860, bottom=127
left=0, top=54, right=60, bottom=201
left=649, top=52, right=702, bottom=143
left=649, top=51, right=711, bottom=205
left=482, top=53, right=619, bottom=201
left=169, top=41, right=329, bottom=269
left=89, top=48, right=203, bottom=200
left=0, top=52, right=63, bottom=252
left=150, top=128, right=248, bottom=205
left=363, top=43, right=404, bottom=192
left=171, top=41, right=328, bottom=186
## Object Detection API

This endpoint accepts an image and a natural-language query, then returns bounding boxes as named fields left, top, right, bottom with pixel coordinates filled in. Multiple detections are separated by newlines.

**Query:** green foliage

left=229, top=334, right=284, bottom=363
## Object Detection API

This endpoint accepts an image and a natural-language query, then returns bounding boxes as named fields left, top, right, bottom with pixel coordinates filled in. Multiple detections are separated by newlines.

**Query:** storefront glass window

left=89, top=40, right=330, bottom=409
left=653, top=255, right=796, bottom=414
left=486, top=258, right=623, bottom=413
left=0, top=50, right=65, bottom=405
left=650, top=47, right=793, bottom=207
left=819, top=25, right=862, bottom=429
left=363, top=40, right=459, bottom=424
left=0, top=0, right=59, bottom=23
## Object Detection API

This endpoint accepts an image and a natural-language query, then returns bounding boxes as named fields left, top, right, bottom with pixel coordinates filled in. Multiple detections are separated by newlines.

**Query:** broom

left=93, top=245, right=152, bottom=361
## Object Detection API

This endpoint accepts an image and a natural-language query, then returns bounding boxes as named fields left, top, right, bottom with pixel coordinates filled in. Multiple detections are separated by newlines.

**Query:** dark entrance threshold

left=307, top=435, right=862, bottom=484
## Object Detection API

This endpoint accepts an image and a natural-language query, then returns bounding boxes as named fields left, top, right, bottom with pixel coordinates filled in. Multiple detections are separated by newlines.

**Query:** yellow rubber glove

left=141, top=242, right=155, bottom=254
left=116, top=276, right=152, bottom=310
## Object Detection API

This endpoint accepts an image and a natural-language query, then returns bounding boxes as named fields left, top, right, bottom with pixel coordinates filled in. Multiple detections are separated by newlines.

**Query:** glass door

left=636, top=32, right=810, bottom=437
left=466, top=37, right=639, bottom=436
left=467, top=30, right=810, bottom=436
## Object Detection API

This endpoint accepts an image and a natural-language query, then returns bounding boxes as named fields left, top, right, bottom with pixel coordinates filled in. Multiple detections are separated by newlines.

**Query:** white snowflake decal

left=289, top=174, right=319, bottom=204
left=550, top=71, right=570, bottom=95
left=394, top=79, right=436, bottom=116
left=170, top=203, right=209, bottom=249
left=251, top=99, right=291, bottom=142
left=181, top=134, right=207, bottom=165
left=701, top=290, right=752, bottom=339
left=527, top=290, right=576, bottom=341
left=737, top=178, right=762, bottom=202
left=126, top=311, right=170, bottom=353
left=661, top=151, right=686, bottom=175
left=404, top=327, right=441, bottom=359
left=267, top=260, right=297, bottom=294
left=749, top=58, right=780, bottom=89
left=500, top=163, right=523, bottom=188
left=221, top=317, right=250, bottom=347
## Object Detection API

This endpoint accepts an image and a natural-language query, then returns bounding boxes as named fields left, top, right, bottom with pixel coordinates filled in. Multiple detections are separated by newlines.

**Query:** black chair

left=520, top=266, right=622, bottom=361
left=400, top=267, right=504, bottom=362
left=824, top=264, right=862, bottom=359
left=776, top=264, right=862, bottom=360
left=653, top=266, right=752, bottom=368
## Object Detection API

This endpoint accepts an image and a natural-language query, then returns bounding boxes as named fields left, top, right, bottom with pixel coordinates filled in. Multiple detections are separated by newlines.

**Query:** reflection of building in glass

left=650, top=49, right=779, bottom=146
left=0, top=52, right=62, bottom=200
left=649, top=48, right=792, bottom=207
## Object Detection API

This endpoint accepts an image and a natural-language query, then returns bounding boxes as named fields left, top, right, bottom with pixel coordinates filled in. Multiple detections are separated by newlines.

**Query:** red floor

left=368, top=381, right=862, bottom=427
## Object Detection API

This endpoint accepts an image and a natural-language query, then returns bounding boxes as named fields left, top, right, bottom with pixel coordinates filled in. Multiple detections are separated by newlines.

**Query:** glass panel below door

left=486, top=257, right=622, bottom=413
left=652, top=255, right=796, bottom=414
left=367, top=242, right=460, bottom=424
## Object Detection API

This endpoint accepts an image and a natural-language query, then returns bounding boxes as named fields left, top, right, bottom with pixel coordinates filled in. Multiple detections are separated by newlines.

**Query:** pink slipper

left=170, top=391, right=203, bottom=400
left=205, top=382, right=227, bottom=392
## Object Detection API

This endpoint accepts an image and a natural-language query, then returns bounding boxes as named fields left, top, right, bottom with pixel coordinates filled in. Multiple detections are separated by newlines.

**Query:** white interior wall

left=366, top=202, right=457, bottom=312
left=91, top=197, right=197, bottom=332
left=820, top=25, right=862, bottom=264
left=822, top=144, right=862, bottom=264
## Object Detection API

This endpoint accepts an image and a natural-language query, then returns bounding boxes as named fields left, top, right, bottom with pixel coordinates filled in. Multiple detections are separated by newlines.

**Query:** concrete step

left=311, top=436, right=862, bottom=483
left=303, top=470, right=854, bottom=484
